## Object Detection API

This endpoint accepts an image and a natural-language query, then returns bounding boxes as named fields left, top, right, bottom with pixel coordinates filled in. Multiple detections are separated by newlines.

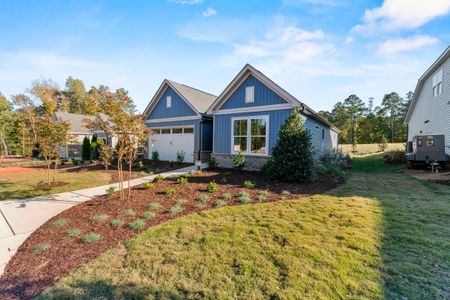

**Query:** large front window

left=232, top=116, right=268, bottom=155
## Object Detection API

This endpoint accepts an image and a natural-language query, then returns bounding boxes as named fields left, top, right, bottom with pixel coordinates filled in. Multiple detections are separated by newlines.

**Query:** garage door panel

left=149, top=127, right=195, bottom=163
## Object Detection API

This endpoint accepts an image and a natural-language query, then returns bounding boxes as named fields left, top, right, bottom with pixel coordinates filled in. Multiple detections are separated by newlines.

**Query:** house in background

left=54, top=112, right=114, bottom=159
left=405, top=45, right=450, bottom=160
left=207, top=64, right=340, bottom=170
left=142, top=80, right=217, bottom=163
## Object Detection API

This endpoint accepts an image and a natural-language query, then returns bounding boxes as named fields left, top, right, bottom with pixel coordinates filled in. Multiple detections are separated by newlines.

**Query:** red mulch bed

left=0, top=169, right=343, bottom=299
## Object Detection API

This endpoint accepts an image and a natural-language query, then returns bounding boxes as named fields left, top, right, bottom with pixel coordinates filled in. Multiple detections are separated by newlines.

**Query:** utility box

left=406, top=135, right=449, bottom=162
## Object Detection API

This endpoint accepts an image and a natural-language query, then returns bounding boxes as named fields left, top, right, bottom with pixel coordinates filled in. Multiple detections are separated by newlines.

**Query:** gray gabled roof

left=143, top=80, right=217, bottom=118
left=405, top=45, right=450, bottom=124
left=54, top=112, right=108, bottom=134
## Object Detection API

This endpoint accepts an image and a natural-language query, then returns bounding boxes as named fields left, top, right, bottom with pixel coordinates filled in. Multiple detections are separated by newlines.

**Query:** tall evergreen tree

left=343, top=94, right=366, bottom=144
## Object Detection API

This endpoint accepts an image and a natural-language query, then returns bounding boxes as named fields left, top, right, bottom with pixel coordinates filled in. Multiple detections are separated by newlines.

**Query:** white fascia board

left=213, top=103, right=293, bottom=115
left=144, top=115, right=200, bottom=124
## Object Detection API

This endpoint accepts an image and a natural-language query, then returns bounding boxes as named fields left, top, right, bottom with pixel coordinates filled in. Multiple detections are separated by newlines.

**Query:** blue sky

left=1, top=0, right=450, bottom=112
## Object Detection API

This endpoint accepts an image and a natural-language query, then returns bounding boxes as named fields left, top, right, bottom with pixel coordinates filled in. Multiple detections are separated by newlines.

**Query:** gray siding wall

left=408, top=56, right=450, bottom=156
left=149, top=86, right=197, bottom=119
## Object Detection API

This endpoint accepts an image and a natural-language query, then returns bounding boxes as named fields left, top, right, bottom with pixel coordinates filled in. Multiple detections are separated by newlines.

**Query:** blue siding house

left=143, top=80, right=216, bottom=163
left=207, top=64, right=340, bottom=170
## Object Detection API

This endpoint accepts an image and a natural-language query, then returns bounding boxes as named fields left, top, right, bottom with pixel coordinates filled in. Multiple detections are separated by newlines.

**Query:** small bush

left=143, top=212, right=156, bottom=219
left=82, top=136, right=91, bottom=161
left=143, top=182, right=155, bottom=189
left=90, top=214, right=109, bottom=222
left=219, top=177, right=228, bottom=183
left=316, top=149, right=349, bottom=177
left=32, top=243, right=50, bottom=255
left=106, top=187, right=116, bottom=197
left=207, top=156, right=218, bottom=169
left=222, top=192, right=232, bottom=202
left=233, top=153, right=246, bottom=170
left=148, top=202, right=161, bottom=210
left=169, top=204, right=183, bottom=215
left=281, top=190, right=291, bottom=197
left=151, top=150, right=159, bottom=168
left=196, top=194, right=209, bottom=204
left=66, top=228, right=82, bottom=238
left=237, top=191, right=251, bottom=203
left=111, top=219, right=124, bottom=228
left=153, top=175, right=164, bottom=183
left=176, top=150, right=185, bottom=164
left=195, top=202, right=206, bottom=209
left=51, top=219, right=69, bottom=228
left=243, top=180, right=256, bottom=188
left=176, top=199, right=188, bottom=206
left=177, top=177, right=188, bottom=184
left=164, top=187, right=176, bottom=196
left=215, top=199, right=226, bottom=207
left=206, top=181, right=218, bottom=193
left=83, top=233, right=102, bottom=243
left=129, top=219, right=145, bottom=231
left=384, top=150, right=407, bottom=164
left=257, top=190, right=269, bottom=202
left=123, top=209, right=135, bottom=217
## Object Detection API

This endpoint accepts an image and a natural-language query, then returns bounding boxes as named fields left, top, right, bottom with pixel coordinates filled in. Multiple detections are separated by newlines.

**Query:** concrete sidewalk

left=0, top=165, right=201, bottom=275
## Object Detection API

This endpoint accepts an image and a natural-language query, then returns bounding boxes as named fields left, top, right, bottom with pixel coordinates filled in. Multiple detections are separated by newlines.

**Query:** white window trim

left=245, top=86, right=255, bottom=103
left=230, top=115, right=269, bottom=156
left=432, top=69, right=443, bottom=98
left=166, top=96, right=172, bottom=108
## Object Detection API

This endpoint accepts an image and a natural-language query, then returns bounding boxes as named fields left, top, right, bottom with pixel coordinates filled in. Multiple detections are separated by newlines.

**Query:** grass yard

left=339, top=143, right=404, bottom=154
left=39, top=154, right=450, bottom=299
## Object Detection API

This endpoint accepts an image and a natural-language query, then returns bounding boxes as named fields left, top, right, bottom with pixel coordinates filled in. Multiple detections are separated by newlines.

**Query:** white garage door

left=149, top=127, right=195, bottom=163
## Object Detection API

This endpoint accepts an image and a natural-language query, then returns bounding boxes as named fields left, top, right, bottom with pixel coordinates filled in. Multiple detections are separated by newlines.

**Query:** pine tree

left=82, top=136, right=91, bottom=161
left=262, top=108, right=315, bottom=182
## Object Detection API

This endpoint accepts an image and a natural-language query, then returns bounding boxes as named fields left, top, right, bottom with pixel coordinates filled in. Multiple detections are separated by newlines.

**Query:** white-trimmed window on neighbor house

left=432, top=69, right=443, bottom=98
left=166, top=95, right=172, bottom=108
left=232, top=116, right=268, bottom=155
left=245, top=86, right=255, bottom=103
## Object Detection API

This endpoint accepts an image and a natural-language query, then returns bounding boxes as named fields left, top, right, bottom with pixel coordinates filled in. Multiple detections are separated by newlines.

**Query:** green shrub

left=164, top=187, right=176, bottom=196
left=219, top=177, right=227, bottom=183
left=90, top=214, right=108, bottom=222
left=153, top=175, right=164, bottom=183
left=237, top=191, right=251, bottom=203
left=151, top=150, right=159, bottom=168
left=215, top=199, right=226, bottom=207
left=83, top=233, right=102, bottom=243
left=90, top=134, right=99, bottom=160
left=51, top=219, right=69, bottom=228
left=106, top=187, right=116, bottom=197
left=143, top=182, right=155, bottom=189
left=32, top=243, right=50, bottom=255
left=233, top=153, right=246, bottom=170
left=111, top=219, right=124, bottom=228
left=177, top=177, right=188, bottom=184
left=196, top=194, right=209, bottom=204
left=195, top=203, right=206, bottom=209
left=66, top=228, right=82, bottom=237
left=257, top=190, right=269, bottom=202
left=243, top=180, right=256, bottom=188
left=82, top=136, right=91, bottom=161
left=207, top=155, right=218, bottom=169
left=222, top=192, right=232, bottom=202
left=262, top=108, right=314, bottom=182
left=206, top=181, right=218, bottom=193
left=316, top=149, right=349, bottom=177
left=384, top=150, right=407, bottom=165
left=176, top=199, right=188, bottom=206
left=148, top=202, right=161, bottom=210
left=129, top=219, right=145, bottom=231
left=143, top=212, right=156, bottom=220
left=176, top=150, right=185, bottom=164
left=169, top=204, right=183, bottom=215
left=281, top=190, right=291, bottom=197
left=123, top=209, right=135, bottom=217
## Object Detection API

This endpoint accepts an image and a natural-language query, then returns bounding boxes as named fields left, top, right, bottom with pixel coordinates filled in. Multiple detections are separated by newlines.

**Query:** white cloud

left=345, top=36, right=355, bottom=44
left=203, top=7, right=217, bottom=17
left=353, top=0, right=450, bottom=33
left=169, top=0, right=202, bottom=5
left=376, top=35, right=439, bottom=55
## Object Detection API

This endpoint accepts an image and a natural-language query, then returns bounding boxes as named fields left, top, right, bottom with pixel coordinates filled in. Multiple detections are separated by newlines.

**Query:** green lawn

left=0, top=169, right=112, bottom=200
left=40, top=155, right=450, bottom=299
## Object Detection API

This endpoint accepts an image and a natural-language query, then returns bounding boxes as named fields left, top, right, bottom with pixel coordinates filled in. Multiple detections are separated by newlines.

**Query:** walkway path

left=0, top=165, right=201, bottom=275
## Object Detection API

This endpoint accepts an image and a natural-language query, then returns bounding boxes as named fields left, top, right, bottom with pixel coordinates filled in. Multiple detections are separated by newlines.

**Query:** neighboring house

left=143, top=80, right=217, bottom=163
left=207, top=64, right=340, bottom=170
left=405, top=45, right=450, bottom=158
left=54, top=112, right=114, bottom=159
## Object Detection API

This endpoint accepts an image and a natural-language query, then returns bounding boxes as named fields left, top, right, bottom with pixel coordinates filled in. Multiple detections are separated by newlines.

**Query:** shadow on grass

left=330, top=154, right=450, bottom=299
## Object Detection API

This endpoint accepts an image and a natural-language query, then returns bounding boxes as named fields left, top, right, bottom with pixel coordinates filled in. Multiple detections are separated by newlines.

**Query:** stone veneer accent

left=212, top=154, right=269, bottom=171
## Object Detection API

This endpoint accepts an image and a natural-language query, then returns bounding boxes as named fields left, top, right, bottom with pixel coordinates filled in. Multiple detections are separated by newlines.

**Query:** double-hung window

left=166, top=96, right=172, bottom=108
left=232, top=116, right=268, bottom=155
left=432, top=69, right=443, bottom=98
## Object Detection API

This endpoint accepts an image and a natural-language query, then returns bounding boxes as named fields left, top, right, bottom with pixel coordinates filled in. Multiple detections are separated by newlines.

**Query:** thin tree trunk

left=128, top=160, right=132, bottom=198
left=0, top=134, right=8, bottom=157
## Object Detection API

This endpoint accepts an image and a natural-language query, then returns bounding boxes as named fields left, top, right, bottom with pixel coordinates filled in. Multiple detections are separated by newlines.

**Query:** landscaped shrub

left=106, top=187, right=116, bottom=197
left=237, top=191, right=251, bottom=203
left=196, top=194, right=209, bottom=204
left=243, top=180, right=256, bottom=188
left=83, top=233, right=102, bottom=243
left=207, top=155, right=218, bottom=169
left=66, top=228, right=82, bottom=238
left=82, top=136, right=91, bottom=161
left=90, top=214, right=109, bottom=222
left=129, top=219, right=145, bottom=231
left=123, top=209, right=135, bottom=217
left=176, top=150, right=185, bottom=164
left=316, top=149, right=349, bottom=177
left=153, top=175, right=164, bottom=183
left=143, top=182, right=155, bottom=189
left=151, top=151, right=159, bottom=168
left=222, top=192, right=232, bottom=202
left=177, top=177, right=188, bottom=184
left=176, top=199, right=188, bottom=206
left=262, top=108, right=314, bottom=182
left=51, top=219, right=69, bottom=228
left=257, top=190, right=269, bottom=202
left=90, top=134, right=100, bottom=160
left=32, top=243, right=50, bottom=255
left=148, top=202, right=161, bottom=210
left=169, top=203, right=183, bottom=215
left=384, top=150, right=407, bottom=164
left=281, top=190, right=291, bottom=197
left=164, top=187, right=176, bottom=196
left=215, top=199, right=226, bottom=207
left=206, top=181, right=218, bottom=193
left=143, top=212, right=156, bottom=219
left=111, top=219, right=124, bottom=228
left=233, top=152, right=246, bottom=170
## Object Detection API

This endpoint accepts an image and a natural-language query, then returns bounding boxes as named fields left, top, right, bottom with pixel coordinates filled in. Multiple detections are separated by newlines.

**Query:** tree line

left=318, top=91, right=413, bottom=145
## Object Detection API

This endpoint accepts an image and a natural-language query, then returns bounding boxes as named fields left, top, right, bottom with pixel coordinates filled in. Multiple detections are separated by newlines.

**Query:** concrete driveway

left=0, top=165, right=200, bottom=274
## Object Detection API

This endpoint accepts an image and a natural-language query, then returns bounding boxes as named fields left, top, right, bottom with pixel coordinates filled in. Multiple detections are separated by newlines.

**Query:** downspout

left=198, top=116, right=203, bottom=161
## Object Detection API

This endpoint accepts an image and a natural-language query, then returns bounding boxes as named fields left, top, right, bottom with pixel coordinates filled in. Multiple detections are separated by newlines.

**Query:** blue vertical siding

left=146, top=119, right=200, bottom=152
left=220, top=75, right=288, bottom=110
left=148, top=86, right=197, bottom=119
left=201, top=120, right=213, bottom=151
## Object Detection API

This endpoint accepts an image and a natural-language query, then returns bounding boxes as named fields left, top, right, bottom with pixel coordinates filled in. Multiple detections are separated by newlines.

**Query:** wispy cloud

left=352, top=0, right=450, bottom=34
left=203, top=7, right=217, bottom=17
left=376, top=35, right=440, bottom=55
left=169, top=0, right=202, bottom=5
